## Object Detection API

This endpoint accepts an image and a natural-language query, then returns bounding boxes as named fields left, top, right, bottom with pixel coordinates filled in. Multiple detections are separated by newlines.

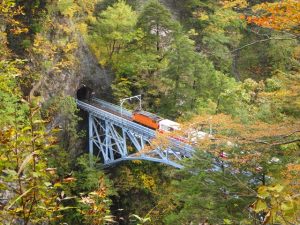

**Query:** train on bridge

left=132, top=110, right=180, bottom=132
left=75, top=85, right=221, bottom=168
left=77, top=85, right=182, bottom=133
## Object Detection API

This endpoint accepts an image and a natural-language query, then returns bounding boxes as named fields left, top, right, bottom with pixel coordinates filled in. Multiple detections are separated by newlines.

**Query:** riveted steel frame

left=78, top=99, right=194, bottom=168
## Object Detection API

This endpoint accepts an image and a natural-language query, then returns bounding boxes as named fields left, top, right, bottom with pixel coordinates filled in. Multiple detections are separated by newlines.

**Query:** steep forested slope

left=0, top=0, right=299, bottom=224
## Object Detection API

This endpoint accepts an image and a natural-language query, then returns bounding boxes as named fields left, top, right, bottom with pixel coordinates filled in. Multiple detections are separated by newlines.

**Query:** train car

left=132, top=110, right=162, bottom=129
left=158, top=119, right=180, bottom=132
left=132, top=110, right=180, bottom=132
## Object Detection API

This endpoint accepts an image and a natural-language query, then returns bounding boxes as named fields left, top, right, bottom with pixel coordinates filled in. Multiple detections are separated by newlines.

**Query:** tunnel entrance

left=76, top=85, right=93, bottom=101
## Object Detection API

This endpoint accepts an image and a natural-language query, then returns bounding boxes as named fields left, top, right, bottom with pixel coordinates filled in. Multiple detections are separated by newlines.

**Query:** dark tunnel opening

left=76, top=85, right=94, bottom=101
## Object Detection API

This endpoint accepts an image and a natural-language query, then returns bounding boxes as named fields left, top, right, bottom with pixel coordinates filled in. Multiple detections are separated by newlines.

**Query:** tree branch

left=271, top=139, right=300, bottom=146
left=282, top=130, right=300, bottom=138
left=245, top=138, right=300, bottom=146
left=231, top=37, right=296, bottom=53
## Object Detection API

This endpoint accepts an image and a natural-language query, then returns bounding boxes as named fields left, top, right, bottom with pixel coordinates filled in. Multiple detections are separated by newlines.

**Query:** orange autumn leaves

left=246, top=0, right=300, bottom=34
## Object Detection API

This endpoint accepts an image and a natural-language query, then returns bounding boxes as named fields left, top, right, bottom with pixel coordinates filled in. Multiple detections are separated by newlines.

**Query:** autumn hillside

left=0, top=0, right=299, bottom=224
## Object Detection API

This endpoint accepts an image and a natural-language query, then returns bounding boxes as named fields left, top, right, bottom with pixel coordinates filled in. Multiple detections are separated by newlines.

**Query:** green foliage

left=1, top=0, right=299, bottom=224
left=75, top=155, right=114, bottom=225
left=41, top=96, right=83, bottom=178
left=110, top=162, right=173, bottom=224
left=55, top=155, right=114, bottom=225
left=1, top=3, right=66, bottom=223
left=0, top=96, right=65, bottom=224
left=201, top=8, right=245, bottom=72
left=57, top=0, right=80, bottom=17
left=236, top=32, right=298, bottom=80
left=267, top=39, right=298, bottom=71
left=0, top=2, right=114, bottom=224
left=43, top=96, right=82, bottom=155
left=111, top=77, right=134, bottom=100
left=159, top=33, right=199, bottom=117
left=163, top=151, right=255, bottom=224
left=0, top=59, right=25, bottom=126
left=90, top=0, right=137, bottom=64
left=73, top=155, right=107, bottom=193
left=89, top=0, right=182, bottom=108
left=137, top=0, right=178, bottom=56
left=160, top=113, right=300, bottom=224
left=254, top=184, right=299, bottom=224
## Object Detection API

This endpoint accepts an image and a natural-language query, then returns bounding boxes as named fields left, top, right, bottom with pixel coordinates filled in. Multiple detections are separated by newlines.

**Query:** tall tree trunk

left=156, top=23, right=160, bottom=53
left=231, top=50, right=241, bottom=81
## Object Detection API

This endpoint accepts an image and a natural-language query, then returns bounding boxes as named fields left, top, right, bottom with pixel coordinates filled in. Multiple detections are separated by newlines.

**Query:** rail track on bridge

left=77, top=98, right=194, bottom=168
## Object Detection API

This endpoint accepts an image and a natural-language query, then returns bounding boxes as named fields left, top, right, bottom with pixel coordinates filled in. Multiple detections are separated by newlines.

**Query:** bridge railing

left=92, top=98, right=132, bottom=118
left=169, top=137, right=195, bottom=156
left=77, top=99, right=155, bottom=138
left=77, top=99, right=194, bottom=155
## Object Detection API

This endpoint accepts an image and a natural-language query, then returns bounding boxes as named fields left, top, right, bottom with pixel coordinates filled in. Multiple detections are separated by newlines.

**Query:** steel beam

left=79, top=99, right=194, bottom=168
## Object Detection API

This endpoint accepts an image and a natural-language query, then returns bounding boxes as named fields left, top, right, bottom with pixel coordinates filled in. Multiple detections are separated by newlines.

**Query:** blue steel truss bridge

left=76, top=98, right=194, bottom=168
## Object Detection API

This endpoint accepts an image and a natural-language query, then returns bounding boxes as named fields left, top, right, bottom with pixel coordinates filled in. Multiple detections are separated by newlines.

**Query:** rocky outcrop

left=30, top=17, right=113, bottom=102
left=76, top=35, right=113, bottom=100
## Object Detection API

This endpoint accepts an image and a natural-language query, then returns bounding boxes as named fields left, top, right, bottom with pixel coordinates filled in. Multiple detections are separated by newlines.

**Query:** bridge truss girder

left=88, top=113, right=188, bottom=168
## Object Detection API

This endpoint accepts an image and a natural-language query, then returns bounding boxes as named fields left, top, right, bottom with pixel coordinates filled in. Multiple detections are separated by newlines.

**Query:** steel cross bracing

left=77, top=98, right=194, bottom=168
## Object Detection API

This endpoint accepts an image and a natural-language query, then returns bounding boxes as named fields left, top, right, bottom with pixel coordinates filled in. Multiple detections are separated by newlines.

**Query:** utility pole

left=120, top=95, right=142, bottom=116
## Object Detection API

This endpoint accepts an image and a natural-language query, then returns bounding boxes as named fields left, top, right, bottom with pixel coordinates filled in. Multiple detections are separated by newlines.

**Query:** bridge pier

left=88, top=113, right=94, bottom=165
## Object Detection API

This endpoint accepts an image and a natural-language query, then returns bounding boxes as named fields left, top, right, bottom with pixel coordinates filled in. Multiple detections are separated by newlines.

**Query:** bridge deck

left=86, top=99, right=133, bottom=122
left=77, top=99, right=156, bottom=138
left=76, top=98, right=194, bottom=168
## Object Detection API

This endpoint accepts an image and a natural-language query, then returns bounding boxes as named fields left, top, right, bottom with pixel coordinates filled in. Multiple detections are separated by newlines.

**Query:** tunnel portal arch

left=77, top=85, right=94, bottom=101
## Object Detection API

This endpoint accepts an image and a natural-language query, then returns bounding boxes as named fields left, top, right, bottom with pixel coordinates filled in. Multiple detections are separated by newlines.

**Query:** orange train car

left=132, top=110, right=180, bottom=132
left=132, top=110, right=162, bottom=130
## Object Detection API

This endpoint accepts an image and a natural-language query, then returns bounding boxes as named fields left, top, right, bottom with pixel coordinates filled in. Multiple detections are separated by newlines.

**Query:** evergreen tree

left=90, top=0, right=137, bottom=64
left=137, top=0, right=178, bottom=57
left=160, top=33, right=198, bottom=117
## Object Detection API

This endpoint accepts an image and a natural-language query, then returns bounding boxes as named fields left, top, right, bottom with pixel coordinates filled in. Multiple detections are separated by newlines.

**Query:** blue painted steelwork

left=77, top=98, right=194, bottom=168
left=92, top=98, right=133, bottom=118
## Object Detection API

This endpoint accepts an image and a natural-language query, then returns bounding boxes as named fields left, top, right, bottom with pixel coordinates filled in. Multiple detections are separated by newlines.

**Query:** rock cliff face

left=31, top=17, right=115, bottom=160
left=39, top=39, right=113, bottom=101
left=33, top=18, right=113, bottom=103
left=75, top=35, right=113, bottom=100
left=160, top=0, right=183, bottom=18
left=36, top=0, right=180, bottom=102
